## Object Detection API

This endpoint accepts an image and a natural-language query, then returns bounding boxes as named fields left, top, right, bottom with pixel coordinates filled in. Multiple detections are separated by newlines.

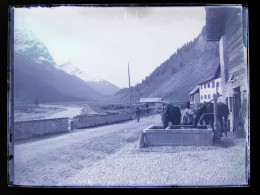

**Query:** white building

left=199, top=77, right=222, bottom=103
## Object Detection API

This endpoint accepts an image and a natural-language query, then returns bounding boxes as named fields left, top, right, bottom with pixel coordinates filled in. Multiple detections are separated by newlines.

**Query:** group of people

left=135, top=101, right=195, bottom=124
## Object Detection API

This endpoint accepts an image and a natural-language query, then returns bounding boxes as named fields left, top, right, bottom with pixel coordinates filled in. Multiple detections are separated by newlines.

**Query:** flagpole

left=128, top=63, right=131, bottom=114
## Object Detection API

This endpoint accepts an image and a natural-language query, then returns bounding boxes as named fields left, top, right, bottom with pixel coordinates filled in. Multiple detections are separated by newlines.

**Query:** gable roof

left=189, top=85, right=200, bottom=95
left=198, top=63, right=221, bottom=85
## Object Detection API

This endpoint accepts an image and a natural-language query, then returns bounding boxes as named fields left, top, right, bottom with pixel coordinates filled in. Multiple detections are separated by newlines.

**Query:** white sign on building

left=140, top=97, right=161, bottom=103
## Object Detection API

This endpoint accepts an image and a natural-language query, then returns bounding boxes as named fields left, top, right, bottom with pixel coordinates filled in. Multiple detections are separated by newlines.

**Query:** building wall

left=71, top=113, right=132, bottom=129
left=14, top=117, right=69, bottom=140
left=190, top=92, right=200, bottom=109
left=199, top=78, right=222, bottom=103
left=194, top=93, right=200, bottom=109
left=218, top=8, right=248, bottom=133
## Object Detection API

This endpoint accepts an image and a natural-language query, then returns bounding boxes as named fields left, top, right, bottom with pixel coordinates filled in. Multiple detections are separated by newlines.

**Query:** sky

left=14, top=6, right=206, bottom=88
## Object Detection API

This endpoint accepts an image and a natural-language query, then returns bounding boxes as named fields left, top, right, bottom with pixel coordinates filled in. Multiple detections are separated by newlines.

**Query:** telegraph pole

left=7, top=7, right=14, bottom=185
left=213, top=85, right=220, bottom=141
left=128, top=63, right=132, bottom=114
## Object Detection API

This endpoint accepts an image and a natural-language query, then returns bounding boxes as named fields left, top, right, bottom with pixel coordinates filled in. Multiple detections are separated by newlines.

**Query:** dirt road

left=14, top=114, right=160, bottom=186
left=14, top=113, right=248, bottom=187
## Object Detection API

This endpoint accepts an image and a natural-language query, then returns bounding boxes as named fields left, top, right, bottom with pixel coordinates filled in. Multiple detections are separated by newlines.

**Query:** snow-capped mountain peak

left=14, top=27, right=120, bottom=96
left=56, top=61, right=120, bottom=95
left=14, top=28, right=55, bottom=65
left=56, top=61, right=99, bottom=82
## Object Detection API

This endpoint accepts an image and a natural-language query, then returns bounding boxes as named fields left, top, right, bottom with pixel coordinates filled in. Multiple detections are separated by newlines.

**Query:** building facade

left=190, top=63, right=222, bottom=108
left=199, top=77, right=222, bottom=103
left=205, top=6, right=248, bottom=134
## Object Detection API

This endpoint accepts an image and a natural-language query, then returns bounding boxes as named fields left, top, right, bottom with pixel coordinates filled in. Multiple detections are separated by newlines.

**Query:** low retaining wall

left=14, top=117, right=69, bottom=140
left=138, top=125, right=213, bottom=148
left=71, top=113, right=132, bottom=129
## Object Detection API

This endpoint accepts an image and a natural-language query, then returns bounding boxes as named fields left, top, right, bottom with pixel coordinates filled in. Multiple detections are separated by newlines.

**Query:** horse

left=193, top=102, right=229, bottom=137
left=161, top=103, right=181, bottom=129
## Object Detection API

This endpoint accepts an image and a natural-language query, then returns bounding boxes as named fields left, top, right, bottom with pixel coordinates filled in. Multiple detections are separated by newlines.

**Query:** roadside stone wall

left=71, top=113, right=132, bottom=129
left=14, top=118, right=69, bottom=140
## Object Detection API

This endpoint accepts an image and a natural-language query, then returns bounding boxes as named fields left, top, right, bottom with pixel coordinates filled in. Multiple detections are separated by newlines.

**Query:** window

left=201, top=85, right=202, bottom=89
left=204, top=95, right=207, bottom=99
left=212, top=82, right=215, bottom=88
left=216, top=82, right=219, bottom=87
left=229, top=97, right=233, bottom=112
left=204, top=84, right=206, bottom=88
left=201, top=95, right=203, bottom=100
left=208, top=83, right=210, bottom=88
left=208, top=94, right=211, bottom=99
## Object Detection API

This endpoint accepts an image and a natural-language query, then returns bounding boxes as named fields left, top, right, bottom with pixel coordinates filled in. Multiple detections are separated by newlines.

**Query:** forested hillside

left=114, top=26, right=220, bottom=104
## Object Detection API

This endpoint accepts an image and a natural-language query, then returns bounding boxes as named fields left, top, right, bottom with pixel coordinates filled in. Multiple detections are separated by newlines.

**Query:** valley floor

left=14, top=103, right=95, bottom=122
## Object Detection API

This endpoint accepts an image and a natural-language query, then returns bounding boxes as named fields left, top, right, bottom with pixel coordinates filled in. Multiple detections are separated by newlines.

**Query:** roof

left=140, top=97, right=161, bottom=103
left=205, top=7, right=227, bottom=41
left=198, top=64, right=221, bottom=85
left=189, top=85, right=200, bottom=95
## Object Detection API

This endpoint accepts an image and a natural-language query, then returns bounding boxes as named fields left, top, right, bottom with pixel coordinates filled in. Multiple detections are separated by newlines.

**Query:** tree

left=171, top=67, right=177, bottom=75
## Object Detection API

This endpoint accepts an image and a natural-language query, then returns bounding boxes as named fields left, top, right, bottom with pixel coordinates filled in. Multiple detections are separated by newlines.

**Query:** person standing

left=182, top=102, right=194, bottom=125
left=136, top=107, right=141, bottom=122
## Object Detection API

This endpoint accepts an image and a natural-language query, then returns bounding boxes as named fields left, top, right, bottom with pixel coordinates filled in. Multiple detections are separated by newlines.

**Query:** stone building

left=205, top=6, right=248, bottom=135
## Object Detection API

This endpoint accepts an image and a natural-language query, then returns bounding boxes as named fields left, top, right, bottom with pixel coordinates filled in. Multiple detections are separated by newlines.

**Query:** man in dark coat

left=136, top=107, right=141, bottom=122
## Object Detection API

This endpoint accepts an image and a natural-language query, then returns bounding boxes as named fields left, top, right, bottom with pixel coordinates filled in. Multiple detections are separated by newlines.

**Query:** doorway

left=232, top=87, right=241, bottom=133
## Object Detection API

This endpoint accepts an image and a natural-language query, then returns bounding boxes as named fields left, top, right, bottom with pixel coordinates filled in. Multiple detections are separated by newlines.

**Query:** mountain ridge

left=56, top=61, right=120, bottom=96
left=14, top=28, right=104, bottom=104
left=114, top=26, right=219, bottom=105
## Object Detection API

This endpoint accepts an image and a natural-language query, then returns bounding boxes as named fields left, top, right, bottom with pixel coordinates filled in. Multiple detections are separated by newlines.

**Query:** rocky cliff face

left=14, top=29, right=55, bottom=64
left=114, top=26, right=220, bottom=105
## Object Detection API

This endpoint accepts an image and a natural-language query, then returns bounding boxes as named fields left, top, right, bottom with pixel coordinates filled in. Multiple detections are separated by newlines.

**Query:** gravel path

left=14, top=115, right=160, bottom=186
left=65, top=137, right=248, bottom=187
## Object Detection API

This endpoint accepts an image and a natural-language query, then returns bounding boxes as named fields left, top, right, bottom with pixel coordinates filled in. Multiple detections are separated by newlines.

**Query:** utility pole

left=128, top=63, right=132, bottom=114
left=213, top=85, right=220, bottom=141
left=7, top=7, right=14, bottom=185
